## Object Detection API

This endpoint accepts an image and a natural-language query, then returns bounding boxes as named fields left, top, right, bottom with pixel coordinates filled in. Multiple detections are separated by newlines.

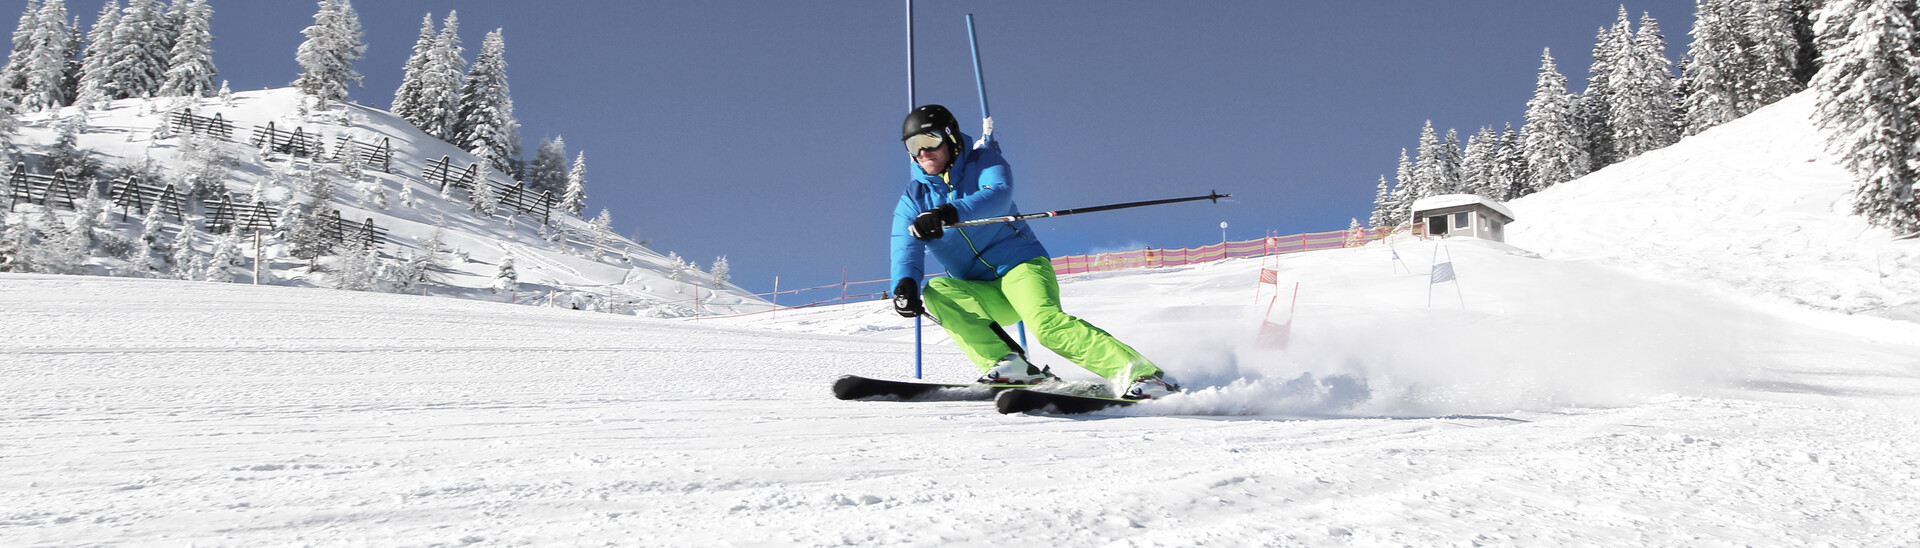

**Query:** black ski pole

left=947, top=190, right=1232, bottom=229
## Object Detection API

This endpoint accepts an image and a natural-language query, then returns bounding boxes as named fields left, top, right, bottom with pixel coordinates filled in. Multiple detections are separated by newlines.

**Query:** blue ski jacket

left=891, top=135, right=1049, bottom=285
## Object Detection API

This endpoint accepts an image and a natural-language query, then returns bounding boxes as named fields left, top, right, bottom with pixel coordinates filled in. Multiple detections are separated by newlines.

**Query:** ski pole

left=947, top=190, right=1232, bottom=229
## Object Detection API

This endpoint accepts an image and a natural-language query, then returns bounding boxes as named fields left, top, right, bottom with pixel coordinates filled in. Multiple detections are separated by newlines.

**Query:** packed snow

left=6, top=92, right=1920, bottom=545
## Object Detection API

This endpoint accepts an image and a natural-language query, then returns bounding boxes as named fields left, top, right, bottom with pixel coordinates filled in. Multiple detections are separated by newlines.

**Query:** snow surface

left=6, top=92, right=1920, bottom=545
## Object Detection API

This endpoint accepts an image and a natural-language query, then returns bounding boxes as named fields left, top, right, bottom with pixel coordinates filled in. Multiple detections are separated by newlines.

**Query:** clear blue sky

left=17, top=1, right=1694, bottom=295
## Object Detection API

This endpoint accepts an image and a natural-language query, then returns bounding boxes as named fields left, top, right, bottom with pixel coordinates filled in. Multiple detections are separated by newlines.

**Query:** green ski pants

left=922, top=257, right=1160, bottom=382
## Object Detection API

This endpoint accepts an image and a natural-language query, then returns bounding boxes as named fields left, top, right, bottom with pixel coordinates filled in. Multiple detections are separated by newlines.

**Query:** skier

left=889, top=104, right=1178, bottom=399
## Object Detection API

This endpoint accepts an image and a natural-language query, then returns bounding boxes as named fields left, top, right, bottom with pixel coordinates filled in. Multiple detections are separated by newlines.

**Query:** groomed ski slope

left=4, top=92, right=1920, bottom=545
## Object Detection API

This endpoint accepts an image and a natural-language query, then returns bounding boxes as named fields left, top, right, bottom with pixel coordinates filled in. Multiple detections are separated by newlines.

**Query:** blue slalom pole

left=969, top=13, right=1014, bottom=348
left=908, top=0, right=923, bottom=379
left=966, top=14, right=993, bottom=144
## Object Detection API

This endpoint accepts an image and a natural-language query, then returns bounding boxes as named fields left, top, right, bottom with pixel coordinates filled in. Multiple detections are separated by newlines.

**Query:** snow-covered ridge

left=5, top=88, right=771, bottom=316
left=1507, top=90, right=1920, bottom=321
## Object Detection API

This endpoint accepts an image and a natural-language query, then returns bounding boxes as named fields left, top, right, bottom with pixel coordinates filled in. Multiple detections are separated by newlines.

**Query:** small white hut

left=1411, top=194, right=1515, bottom=242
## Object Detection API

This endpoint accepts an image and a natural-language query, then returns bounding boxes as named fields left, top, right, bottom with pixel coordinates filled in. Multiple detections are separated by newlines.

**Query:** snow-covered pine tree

left=708, top=256, right=729, bottom=288
left=1369, top=175, right=1391, bottom=228
left=330, top=236, right=379, bottom=291
left=1811, top=0, right=1920, bottom=232
left=104, top=0, right=166, bottom=100
left=454, top=28, right=517, bottom=172
left=20, top=0, right=72, bottom=112
left=1440, top=128, right=1464, bottom=194
left=1495, top=123, right=1528, bottom=201
left=173, top=132, right=229, bottom=200
left=1684, top=0, right=1744, bottom=135
left=31, top=206, right=84, bottom=274
left=666, top=251, right=688, bottom=287
left=1409, top=121, right=1444, bottom=201
left=562, top=151, right=587, bottom=216
left=1522, top=48, right=1590, bottom=194
left=525, top=135, right=567, bottom=196
left=158, top=0, right=213, bottom=98
left=0, top=0, right=40, bottom=102
left=0, top=205, right=25, bottom=272
left=72, top=0, right=117, bottom=110
left=1389, top=148, right=1413, bottom=225
left=292, top=0, right=364, bottom=104
left=165, top=216, right=201, bottom=279
left=490, top=255, right=516, bottom=293
left=45, top=114, right=99, bottom=180
left=1611, top=12, right=1680, bottom=160
left=390, top=13, right=434, bottom=129
left=1459, top=126, right=1499, bottom=198
left=418, top=11, right=463, bottom=142
left=1739, top=0, right=1807, bottom=110
left=469, top=150, right=498, bottom=216
left=1583, top=13, right=1632, bottom=171
left=204, top=229, right=240, bottom=283
left=390, top=225, right=448, bottom=291
left=136, top=209, right=166, bottom=272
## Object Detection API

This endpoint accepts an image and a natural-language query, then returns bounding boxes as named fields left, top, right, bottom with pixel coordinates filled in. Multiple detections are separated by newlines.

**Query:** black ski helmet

left=902, top=104, right=962, bottom=144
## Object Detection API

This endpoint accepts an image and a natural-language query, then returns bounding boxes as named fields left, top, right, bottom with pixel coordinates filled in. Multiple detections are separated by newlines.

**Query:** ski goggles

left=904, top=131, right=947, bottom=157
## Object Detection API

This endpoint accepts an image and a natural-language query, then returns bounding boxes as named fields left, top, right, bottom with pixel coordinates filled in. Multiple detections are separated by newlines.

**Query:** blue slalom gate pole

left=908, top=0, right=923, bottom=378
left=966, top=14, right=993, bottom=145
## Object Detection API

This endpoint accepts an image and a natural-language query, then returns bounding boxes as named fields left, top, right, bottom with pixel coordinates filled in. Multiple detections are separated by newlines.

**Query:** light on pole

left=1220, top=221, right=1228, bottom=243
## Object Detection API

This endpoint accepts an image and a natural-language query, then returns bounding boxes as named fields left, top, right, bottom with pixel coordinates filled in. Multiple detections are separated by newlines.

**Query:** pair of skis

left=832, top=375, right=1137, bottom=415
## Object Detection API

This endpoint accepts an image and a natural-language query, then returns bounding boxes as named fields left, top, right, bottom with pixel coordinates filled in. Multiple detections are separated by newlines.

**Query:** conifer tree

left=73, top=0, right=117, bottom=109
left=1812, top=0, right=1920, bottom=232
left=455, top=28, right=517, bottom=171
left=1390, top=148, right=1413, bottom=225
left=1683, top=0, right=1744, bottom=135
left=1369, top=175, right=1391, bottom=228
left=525, top=135, right=567, bottom=195
left=136, top=210, right=166, bottom=272
left=1583, top=13, right=1632, bottom=171
left=330, top=236, right=379, bottom=291
left=21, top=0, right=73, bottom=111
left=1460, top=126, right=1499, bottom=198
left=1611, top=12, right=1679, bottom=160
left=158, top=0, right=213, bottom=98
left=105, top=0, right=166, bottom=100
left=562, top=151, right=587, bottom=216
left=491, top=256, right=517, bottom=293
left=166, top=217, right=201, bottom=279
left=1522, top=48, right=1589, bottom=194
left=417, top=11, right=463, bottom=141
left=1440, top=128, right=1464, bottom=194
left=1495, top=123, right=1528, bottom=201
left=32, top=205, right=83, bottom=274
left=708, top=256, right=730, bottom=288
left=292, top=0, right=364, bottom=104
left=0, top=207, right=32, bottom=272
left=204, top=230, right=241, bottom=283
left=1740, top=0, right=1807, bottom=108
left=1410, top=121, right=1445, bottom=200
left=0, top=0, right=41, bottom=102
left=391, top=13, right=434, bottom=128
left=469, top=150, right=498, bottom=217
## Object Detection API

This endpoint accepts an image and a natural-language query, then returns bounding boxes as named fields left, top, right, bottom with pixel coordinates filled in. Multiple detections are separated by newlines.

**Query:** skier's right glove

left=909, top=204, right=958, bottom=241
left=892, top=278, right=923, bottom=318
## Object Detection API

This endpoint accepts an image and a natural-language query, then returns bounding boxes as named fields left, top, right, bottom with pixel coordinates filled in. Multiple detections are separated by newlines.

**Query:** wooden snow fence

left=6, top=164, right=99, bottom=212
left=168, top=108, right=234, bottom=140
left=421, top=155, right=557, bottom=224
left=249, top=122, right=327, bottom=158
left=332, top=135, right=393, bottom=173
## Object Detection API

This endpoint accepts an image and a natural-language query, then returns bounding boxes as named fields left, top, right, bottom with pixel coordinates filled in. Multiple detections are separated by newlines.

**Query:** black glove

left=892, top=278, right=923, bottom=318
left=909, top=204, right=958, bottom=241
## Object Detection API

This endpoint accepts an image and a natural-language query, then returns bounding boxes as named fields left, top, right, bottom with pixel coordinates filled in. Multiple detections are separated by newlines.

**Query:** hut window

left=1453, top=212, right=1470, bottom=231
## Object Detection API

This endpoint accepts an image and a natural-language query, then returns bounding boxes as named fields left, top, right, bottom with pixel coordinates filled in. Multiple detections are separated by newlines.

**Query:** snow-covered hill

left=5, top=89, right=770, bottom=316
left=4, top=91, right=1920, bottom=545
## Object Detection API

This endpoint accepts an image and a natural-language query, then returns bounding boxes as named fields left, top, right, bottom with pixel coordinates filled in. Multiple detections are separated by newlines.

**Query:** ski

left=994, top=388, right=1137, bottom=415
left=832, top=375, right=1025, bottom=401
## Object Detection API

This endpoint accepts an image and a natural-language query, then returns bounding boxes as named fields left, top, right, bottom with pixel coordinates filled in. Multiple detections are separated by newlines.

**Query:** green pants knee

left=921, top=257, right=1160, bottom=382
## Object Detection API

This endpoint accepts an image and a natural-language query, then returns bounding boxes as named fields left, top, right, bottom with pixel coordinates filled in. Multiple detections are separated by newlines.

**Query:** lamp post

left=1220, top=221, right=1228, bottom=244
